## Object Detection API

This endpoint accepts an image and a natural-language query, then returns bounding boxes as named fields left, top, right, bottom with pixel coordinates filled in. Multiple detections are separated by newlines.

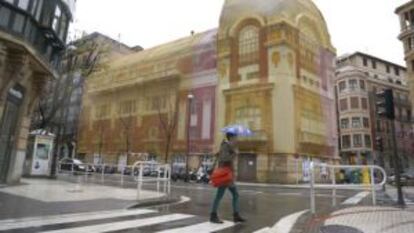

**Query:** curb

left=237, top=182, right=310, bottom=189
left=127, top=195, right=190, bottom=209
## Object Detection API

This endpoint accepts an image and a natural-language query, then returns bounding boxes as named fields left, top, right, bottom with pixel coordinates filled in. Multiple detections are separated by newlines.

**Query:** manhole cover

left=320, top=225, right=363, bottom=233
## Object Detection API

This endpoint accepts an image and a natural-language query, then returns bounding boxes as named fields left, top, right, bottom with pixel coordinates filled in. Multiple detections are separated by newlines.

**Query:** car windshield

left=73, top=159, right=83, bottom=164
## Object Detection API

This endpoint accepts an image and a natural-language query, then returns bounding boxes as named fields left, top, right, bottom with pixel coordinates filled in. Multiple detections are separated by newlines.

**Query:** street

left=0, top=177, right=363, bottom=233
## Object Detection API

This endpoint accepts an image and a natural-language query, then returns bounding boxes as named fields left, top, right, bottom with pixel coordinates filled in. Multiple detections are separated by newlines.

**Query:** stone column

left=0, top=42, right=7, bottom=118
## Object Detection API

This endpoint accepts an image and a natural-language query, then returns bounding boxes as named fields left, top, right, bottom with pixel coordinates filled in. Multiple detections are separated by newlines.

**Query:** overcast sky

left=73, top=0, right=409, bottom=66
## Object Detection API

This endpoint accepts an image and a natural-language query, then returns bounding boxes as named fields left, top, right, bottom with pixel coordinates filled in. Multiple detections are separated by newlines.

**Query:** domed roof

left=219, top=0, right=333, bottom=49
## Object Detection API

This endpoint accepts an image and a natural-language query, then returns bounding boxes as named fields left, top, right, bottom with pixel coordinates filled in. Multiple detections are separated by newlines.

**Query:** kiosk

left=25, top=130, right=55, bottom=177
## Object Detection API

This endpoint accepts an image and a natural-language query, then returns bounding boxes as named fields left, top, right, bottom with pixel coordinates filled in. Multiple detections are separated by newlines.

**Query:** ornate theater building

left=78, top=0, right=339, bottom=183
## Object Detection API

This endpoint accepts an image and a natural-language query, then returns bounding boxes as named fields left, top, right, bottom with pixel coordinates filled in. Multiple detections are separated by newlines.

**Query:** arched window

left=238, top=25, right=259, bottom=65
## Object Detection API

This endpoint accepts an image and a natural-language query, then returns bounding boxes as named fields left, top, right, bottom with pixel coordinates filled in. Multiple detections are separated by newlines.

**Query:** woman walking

left=210, top=132, right=246, bottom=224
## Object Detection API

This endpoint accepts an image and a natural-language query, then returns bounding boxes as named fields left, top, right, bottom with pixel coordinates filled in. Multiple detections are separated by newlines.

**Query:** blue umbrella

left=221, top=124, right=254, bottom=137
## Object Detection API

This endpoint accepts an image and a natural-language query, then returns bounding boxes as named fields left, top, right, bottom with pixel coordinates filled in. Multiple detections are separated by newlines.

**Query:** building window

left=353, top=134, right=363, bottom=148
left=17, top=0, right=30, bottom=10
left=12, top=13, right=25, bottom=33
left=361, top=98, right=368, bottom=110
left=119, top=100, right=136, bottom=116
left=359, top=80, right=365, bottom=90
left=365, top=135, right=372, bottom=148
left=235, top=106, right=261, bottom=131
left=341, top=118, right=349, bottom=129
left=386, top=65, right=390, bottom=73
left=363, top=57, right=368, bottom=66
left=339, top=81, right=346, bottom=92
left=395, top=67, right=400, bottom=76
left=340, top=99, right=348, bottom=111
left=349, top=79, right=358, bottom=90
left=342, top=135, right=351, bottom=149
left=363, top=117, right=370, bottom=128
left=52, top=5, right=61, bottom=32
left=376, top=119, right=382, bottom=132
left=350, top=97, right=359, bottom=109
left=372, top=60, right=376, bottom=69
left=238, top=25, right=259, bottom=65
left=407, top=109, right=412, bottom=121
left=352, top=117, right=361, bottom=128
left=0, top=7, right=11, bottom=27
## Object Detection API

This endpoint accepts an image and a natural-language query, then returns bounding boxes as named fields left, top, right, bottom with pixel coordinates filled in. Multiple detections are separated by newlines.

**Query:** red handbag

left=210, top=167, right=233, bottom=187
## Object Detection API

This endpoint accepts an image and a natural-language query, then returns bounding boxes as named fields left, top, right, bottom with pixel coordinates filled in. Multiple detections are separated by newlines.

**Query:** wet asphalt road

left=0, top=175, right=360, bottom=233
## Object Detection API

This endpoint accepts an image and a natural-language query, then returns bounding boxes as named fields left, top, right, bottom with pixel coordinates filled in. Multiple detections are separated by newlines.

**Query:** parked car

left=59, top=158, right=94, bottom=173
left=388, top=173, right=408, bottom=186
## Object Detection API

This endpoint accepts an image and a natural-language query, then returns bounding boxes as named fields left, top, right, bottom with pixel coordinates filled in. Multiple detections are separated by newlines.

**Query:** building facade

left=396, top=1, right=414, bottom=111
left=336, top=52, right=414, bottom=172
left=0, top=0, right=74, bottom=183
left=31, top=32, right=135, bottom=160
left=78, top=0, right=338, bottom=183
left=78, top=30, right=218, bottom=170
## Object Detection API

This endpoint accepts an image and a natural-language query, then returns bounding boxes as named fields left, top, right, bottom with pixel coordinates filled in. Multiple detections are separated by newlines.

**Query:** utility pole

left=376, top=89, right=405, bottom=206
left=185, top=93, right=194, bottom=182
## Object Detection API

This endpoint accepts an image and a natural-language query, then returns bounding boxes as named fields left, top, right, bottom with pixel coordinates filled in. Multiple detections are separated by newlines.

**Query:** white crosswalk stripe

left=41, top=214, right=194, bottom=233
left=0, top=209, right=156, bottom=231
left=155, top=221, right=236, bottom=233
left=0, top=209, right=237, bottom=233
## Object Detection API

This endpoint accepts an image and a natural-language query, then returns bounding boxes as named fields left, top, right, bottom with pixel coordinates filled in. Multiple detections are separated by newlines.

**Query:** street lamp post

left=185, top=93, right=194, bottom=182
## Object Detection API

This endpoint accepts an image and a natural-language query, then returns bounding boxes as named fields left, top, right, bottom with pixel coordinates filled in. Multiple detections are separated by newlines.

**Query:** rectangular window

left=359, top=80, right=365, bottom=90
left=352, top=117, right=361, bottom=128
left=349, top=80, right=358, bottom=90
left=350, top=97, right=359, bottom=109
left=339, top=81, right=346, bottom=92
left=0, top=7, right=11, bottom=27
left=363, top=118, right=369, bottom=128
left=372, top=60, right=376, bottom=69
left=395, top=67, right=400, bottom=76
left=365, top=135, right=372, bottom=148
left=17, top=0, right=30, bottom=10
left=386, top=65, right=390, bottom=73
left=353, top=134, right=363, bottom=147
left=376, top=120, right=382, bottom=132
left=342, top=135, right=351, bottom=149
left=201, top=100, right=212, bottom=140
left=341, top=118, right=349, bottom=129
left=340, top=99, right=348, bottom=111
left=12, top=13, right=25, bottom=33
left=361, top=98, right=368, bottom=110
left=407, top=109, right=412, bottom=121
left=363, top=57, right=368, bottom=66
left=52, top=5, right=61, bottom=31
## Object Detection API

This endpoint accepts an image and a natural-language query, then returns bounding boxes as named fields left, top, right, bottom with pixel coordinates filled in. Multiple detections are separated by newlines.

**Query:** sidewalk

left=386, top=185, right=414, bottom=204
left=316, top=206, right=414, bottom=233
left=0, top=178, right=166, bottom=219
left=0, top=178, right=164, bottom=202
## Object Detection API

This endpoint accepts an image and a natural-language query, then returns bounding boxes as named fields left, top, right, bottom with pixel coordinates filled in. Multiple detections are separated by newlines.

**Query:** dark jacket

left=217, top=139, right=237, bottom=169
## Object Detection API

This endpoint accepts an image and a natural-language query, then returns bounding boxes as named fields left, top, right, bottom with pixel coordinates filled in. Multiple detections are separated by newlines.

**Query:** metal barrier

left=57, top=160, right=171, bottom=199
left=132, top=161, right=171, bottom=200
left=309, top=163, right=387, bottom=214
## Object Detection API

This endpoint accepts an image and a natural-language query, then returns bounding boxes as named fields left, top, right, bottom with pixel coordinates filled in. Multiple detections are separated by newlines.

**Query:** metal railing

left=309, top=163, right=387, bottom=214
left=132, top=161, right=171, bottom=200
left=57, top=160, right=171, bottom=199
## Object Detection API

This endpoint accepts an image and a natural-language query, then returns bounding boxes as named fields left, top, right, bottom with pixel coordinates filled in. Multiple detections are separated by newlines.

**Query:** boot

left=233, top=212, right=246, bottom=223
left=210, top=212, right=224, bottom=224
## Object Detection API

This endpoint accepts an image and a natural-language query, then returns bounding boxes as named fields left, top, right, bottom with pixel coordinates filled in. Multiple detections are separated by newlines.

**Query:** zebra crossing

left=0, top=208, right=236, bottom=233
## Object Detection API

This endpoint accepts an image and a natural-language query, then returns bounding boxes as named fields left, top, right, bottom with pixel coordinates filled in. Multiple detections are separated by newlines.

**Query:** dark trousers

left=211, top=184, right=240, bottom=214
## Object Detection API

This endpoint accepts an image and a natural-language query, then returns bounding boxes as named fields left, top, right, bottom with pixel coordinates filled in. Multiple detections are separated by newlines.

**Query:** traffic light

left=376, top=89, right=395, bottom=120
left=375, top=136, right=384, bottom=152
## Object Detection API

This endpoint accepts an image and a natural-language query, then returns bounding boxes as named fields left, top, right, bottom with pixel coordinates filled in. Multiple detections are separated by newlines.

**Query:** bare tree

left=34, top=39, right=104, bottom=131
left=156, top=88, right=179, bottom=164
